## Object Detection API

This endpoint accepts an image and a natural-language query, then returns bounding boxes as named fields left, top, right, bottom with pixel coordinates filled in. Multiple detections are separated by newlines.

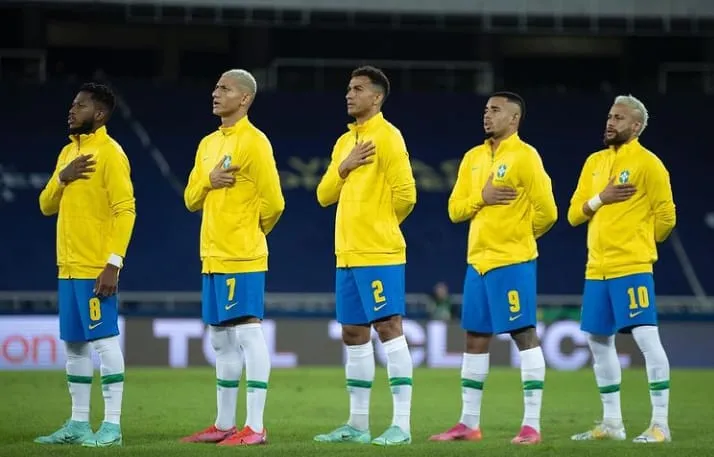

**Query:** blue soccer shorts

left=202, top=272, right=265, bottom=325
left=461, top=260, right=537, bottom=335
left=580, top=272, right=657, bottom=336
left=58, top=279, right=120, bottom=342
left=335, top=264, right=406, bottom=325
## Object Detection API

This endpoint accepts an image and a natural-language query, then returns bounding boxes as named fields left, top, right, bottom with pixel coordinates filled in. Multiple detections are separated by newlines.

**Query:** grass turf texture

left=1, top=367, right=711, bottom=456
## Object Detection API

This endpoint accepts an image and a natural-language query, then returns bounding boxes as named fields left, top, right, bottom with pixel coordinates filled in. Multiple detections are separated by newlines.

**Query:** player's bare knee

left=373, top=315, right=403, bottom=342
left=342, top=324, right=371, bottom=345
left=465, top=331, right=491, bottom=353
left=510, top=326, right=539, bottom=351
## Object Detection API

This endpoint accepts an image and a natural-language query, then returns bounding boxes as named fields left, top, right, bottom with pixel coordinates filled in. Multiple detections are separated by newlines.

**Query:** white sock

left=92, top=335, right=124, bottom=425
left=345, top=341, right=375, bottom=432
left=383, top=335, right=413, bottom=434
left=520, top=346, right=545, bottom=432
left=236, top=323, right=270, bottom=433
left=460, top=353, right=488, bottom=429
left=632, top=326, right=670, bottom=426
left=210, top=325, right=243, bottom=431
left=65, top=342, right=93, bottom=423
left=587, top=333, right=623, bottom=424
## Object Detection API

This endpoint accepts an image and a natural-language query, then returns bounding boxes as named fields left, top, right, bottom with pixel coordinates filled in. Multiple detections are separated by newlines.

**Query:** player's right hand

left=338, top=141, right=376, bottom=179
left=59, top=154, right=96, bottom=184
left=481, top=173, right=518, bottom=205
left=599, top=177, right=636, bottom=204
left=209, top=157, right=240, bottom=189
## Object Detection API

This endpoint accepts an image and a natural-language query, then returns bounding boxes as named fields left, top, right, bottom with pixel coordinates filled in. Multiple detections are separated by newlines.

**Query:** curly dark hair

left=79, top=82, right=116, bottom=119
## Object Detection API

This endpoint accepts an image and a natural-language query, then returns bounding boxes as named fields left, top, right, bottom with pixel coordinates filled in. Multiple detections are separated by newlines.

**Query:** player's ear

left=373, top=90, right=383, bottom=107
left=94, top=108, right=105, bottom=124
left=512, top=112, right=521, bottom=127
left=244, top=90, right=255, bottom=105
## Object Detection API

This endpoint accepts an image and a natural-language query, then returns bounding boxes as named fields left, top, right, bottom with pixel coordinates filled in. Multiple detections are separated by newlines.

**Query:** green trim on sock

left=101, top=373, right=125, bottom=385
left=649, top=380, right=670, bottom=391
left=389, top=377, right=413, bottom=387
left=67, top=375, right=93, bottom=384
left=599, top=384, right=621, bottom=394
left=217, top=379, right=239, bottom=388
left=461, top=378, right=484, bottom=390
left=346, top=378, right=373, bottom=389
left=523, top=380, right=544, bottom=390
left=246, top=380, right=268, bottom=390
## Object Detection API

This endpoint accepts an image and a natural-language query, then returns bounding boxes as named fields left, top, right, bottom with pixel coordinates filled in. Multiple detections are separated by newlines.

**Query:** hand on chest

left=62, top=147, right=102, bottom=186
left=204, top=136, right=245, bottom=178
left=341, top=135, right=381, bottom=176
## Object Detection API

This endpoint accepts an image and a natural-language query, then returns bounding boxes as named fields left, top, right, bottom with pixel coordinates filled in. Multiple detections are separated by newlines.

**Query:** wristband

left=107, top=254, right=123, bottom=268
left=587, top=194, right=603, bottom=212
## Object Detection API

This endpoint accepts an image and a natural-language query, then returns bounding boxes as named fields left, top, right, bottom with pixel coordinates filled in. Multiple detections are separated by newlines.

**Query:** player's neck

left=354, top=109, right=380, bottom=125
left=489, top=129, right=517, bottom=151
left=221, top=110, right=247, bottom=128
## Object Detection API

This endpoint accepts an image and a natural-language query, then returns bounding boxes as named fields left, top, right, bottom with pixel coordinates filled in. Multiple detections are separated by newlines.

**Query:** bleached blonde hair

left=614, top=94, right=648, bottom=136
left=223, top=69, right=257, bottom=95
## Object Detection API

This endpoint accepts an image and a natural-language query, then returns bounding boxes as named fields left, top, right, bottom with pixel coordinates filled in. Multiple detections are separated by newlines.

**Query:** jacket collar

left=219, top=116, right=251, bottom=136
left=483, top=131, right=521, bottom=156
left=608, top=137, right=641, bottom=154
left=347, top=112, right=385, bottom=133
left=69, top=125, right=109, bottom=146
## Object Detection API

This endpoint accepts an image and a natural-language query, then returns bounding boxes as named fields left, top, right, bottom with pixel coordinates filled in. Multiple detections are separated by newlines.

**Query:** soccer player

left=36, top=83, right=135, bottom=447
left=180, top=69, right=285, bottom=446
left=568, top=95, right=676, bottom=444
left=430, top=92, right=557, bottom=445
left=313, top=66, right=417, bottom=446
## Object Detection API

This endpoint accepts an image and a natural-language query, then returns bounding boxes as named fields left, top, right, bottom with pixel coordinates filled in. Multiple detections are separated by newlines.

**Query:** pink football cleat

left=180, top=425, right=236, bottom=443
left=429, top=423, right=483, bottom=442
left=511, top=425, right=541, bottom=445
left=217, top=426, right=267, bottom=446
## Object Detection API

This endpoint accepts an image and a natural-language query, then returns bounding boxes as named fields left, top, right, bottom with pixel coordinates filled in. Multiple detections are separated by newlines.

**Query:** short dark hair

left=490, top=91, right=525, bottom=122
left=351, top=65, right=390, bottom=100
left=79, top=82, right=116, bottom=118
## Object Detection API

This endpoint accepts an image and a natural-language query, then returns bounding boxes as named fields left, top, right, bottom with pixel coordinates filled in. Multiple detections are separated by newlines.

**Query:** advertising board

left=2, top=316, right=711, bottom=370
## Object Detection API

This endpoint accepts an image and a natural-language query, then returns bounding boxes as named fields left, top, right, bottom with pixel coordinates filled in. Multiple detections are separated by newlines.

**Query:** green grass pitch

left=1, top=367, right=711, bottom=456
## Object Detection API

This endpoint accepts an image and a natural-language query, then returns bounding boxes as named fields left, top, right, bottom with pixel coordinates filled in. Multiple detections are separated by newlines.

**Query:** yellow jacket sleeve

left=104, top=150, right=136, bottom=258
left=645, top=158, right=676, bottom=242
left=382, top=134, right=417, bottom=223
left=448, top=153, right=483, bottom=223
left=246, top=138, right=285, bottom=236
left=521, top=151, right=558, bottom=239
left=567, top=155, right=595, bottom=227
left=316, top=142, right=345, bottom=207
left=39, top=148, right=68, bottom=216
left=184, top=140, right=212, bottom=212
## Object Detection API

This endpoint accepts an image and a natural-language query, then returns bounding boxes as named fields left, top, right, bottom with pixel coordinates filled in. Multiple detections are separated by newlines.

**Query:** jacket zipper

left=343, top=131, right=360, bottom=268
left=66, top=140, right=81, bottom=279
left=599, top=155, right=615, bottom=280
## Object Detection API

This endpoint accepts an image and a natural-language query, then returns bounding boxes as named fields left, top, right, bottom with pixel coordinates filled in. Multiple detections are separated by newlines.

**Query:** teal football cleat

left=34, top=420, right=94, bottom=445
left=314, top=424, right=371, bottom=443
left=81, top=421, right=123, bottom=447
left=372, top=425, right=412, bottom=446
